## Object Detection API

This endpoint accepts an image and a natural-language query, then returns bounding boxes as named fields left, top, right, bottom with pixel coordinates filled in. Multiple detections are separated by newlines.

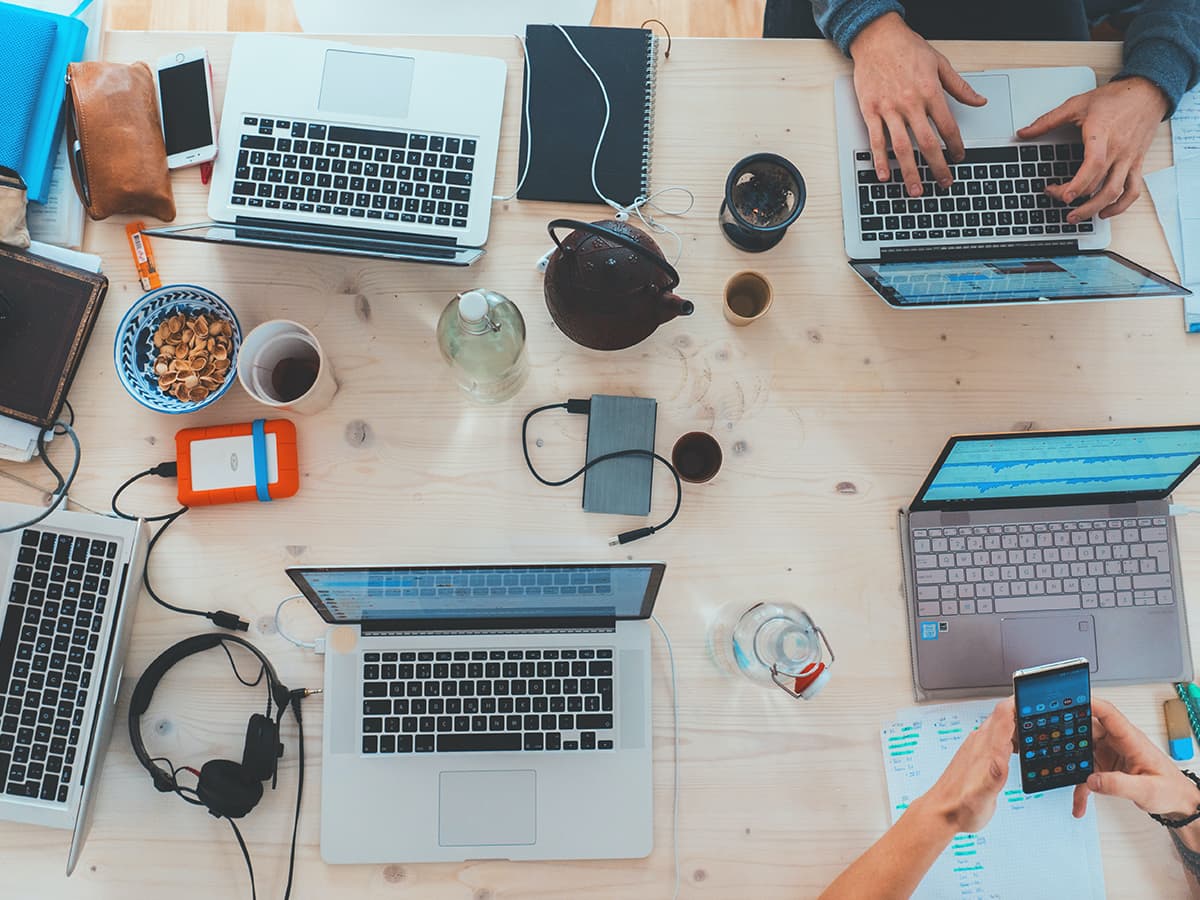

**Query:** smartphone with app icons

left=1013, top=658, right=1093, bottom=794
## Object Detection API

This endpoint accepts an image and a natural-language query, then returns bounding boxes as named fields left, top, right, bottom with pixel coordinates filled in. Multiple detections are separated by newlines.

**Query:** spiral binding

left=641, top=34, right=659, bottom=199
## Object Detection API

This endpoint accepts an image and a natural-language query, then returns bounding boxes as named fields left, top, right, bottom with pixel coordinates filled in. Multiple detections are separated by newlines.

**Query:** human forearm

left=809, top=0, right=905, bottom=55
left=819, top=796, right=957, bottom=900
left=1118, top=0, right=1200, bottom=116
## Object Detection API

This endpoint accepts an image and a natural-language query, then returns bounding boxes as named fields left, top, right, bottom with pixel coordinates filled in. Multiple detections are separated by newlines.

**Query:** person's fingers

left=884, top=113, right=922, bottom=196
left=1069, top=161, right=1129, bottom=222
left=937, top=56, right=986, bottom=107
left=1087, top=770, right=1156, bottom=808
left=928, top=96, right=966, bottom=165
left=1055, top=139, right=1109, bottom=207
left=912, top=119, right=952, bottom=187
left=1017, top=98, right=1080, bottom=139
left=1072, top=782, right=1092, bottom=819
left=1100, top=167, right=1144, bottom=219
left=865, top=114, right=891, bottom=182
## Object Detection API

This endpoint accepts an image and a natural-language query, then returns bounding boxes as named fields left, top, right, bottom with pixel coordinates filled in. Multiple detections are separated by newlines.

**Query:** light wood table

left=4, top=31, right=1195, bottom=899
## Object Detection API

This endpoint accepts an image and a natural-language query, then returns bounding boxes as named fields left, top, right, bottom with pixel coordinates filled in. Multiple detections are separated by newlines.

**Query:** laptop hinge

left=233, top=215, right=462, bottom=248
left=360, top=616, right=618, bottom=636
left=879, top=240, right=1079, bottom=263
left=362, top=625, right=617, bottom=637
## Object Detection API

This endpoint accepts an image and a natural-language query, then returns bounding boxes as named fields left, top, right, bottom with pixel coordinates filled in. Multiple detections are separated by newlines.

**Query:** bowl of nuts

left=114, top=285, right=241, bottom=413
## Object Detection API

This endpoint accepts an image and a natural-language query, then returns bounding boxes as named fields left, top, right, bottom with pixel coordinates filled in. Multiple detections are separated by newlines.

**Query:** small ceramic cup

left=723, top=271, right=773, bottom=326
left=237, top=319, right=337, bottom=415
left=672, top=432, right=723, bottom=484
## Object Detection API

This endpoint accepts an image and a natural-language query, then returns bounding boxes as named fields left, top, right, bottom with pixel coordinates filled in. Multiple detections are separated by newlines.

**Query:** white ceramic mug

left=237, top=320, right=337, bottom=415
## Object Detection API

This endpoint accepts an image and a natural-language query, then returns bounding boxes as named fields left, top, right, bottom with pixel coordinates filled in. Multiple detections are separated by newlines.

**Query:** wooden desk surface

left=3, top=30, right=1194, bottom=899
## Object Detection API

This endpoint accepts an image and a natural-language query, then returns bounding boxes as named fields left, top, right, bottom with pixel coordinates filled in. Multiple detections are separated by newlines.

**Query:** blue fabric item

left=0, top=9, right=57, bottom=175
left=804, top=0, right=1200, bottom=115
left=252, top=419, right=272, bottom=502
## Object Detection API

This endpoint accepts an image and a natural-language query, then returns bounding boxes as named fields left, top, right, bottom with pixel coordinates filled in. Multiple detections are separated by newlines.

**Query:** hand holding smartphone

left=1013, top=658, right=1093, bottom=793
left=156, top=48, right=217, bottom=169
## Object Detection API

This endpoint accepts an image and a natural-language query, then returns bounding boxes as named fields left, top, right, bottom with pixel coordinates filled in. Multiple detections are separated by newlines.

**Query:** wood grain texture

left=2, top=30, right=1194, bottom=900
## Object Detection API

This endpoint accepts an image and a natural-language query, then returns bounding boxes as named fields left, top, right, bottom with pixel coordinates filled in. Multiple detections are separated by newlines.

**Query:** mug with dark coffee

left=672, top=432, right=723, bottom=484
left=238, top=319, right=337, bottom=414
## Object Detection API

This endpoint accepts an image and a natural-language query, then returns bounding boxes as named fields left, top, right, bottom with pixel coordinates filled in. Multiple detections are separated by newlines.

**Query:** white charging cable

left=494, top=26, right=695, bottom=265
left=274, top=593, right=318, bottom=650
left=651, top=613, right=681, bottom=900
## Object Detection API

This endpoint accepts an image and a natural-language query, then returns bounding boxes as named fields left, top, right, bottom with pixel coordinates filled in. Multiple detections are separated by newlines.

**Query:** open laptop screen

left=912, top=426, right=1200, bottom=510
left=850, top=250, right=1186, bottom=307
left=287, top=563, right=665, bottom=626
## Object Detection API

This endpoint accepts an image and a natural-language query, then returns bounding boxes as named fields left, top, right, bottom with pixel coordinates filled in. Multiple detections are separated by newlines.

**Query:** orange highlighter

left=175, top=419, right=299, bottom=506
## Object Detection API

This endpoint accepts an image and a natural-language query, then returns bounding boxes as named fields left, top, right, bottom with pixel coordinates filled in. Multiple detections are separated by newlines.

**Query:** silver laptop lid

left=850, top=250, right=1188, bottom=309
left=286, top=562, right=666, bottom=630
left=910, top=425, right=1200, bottom=512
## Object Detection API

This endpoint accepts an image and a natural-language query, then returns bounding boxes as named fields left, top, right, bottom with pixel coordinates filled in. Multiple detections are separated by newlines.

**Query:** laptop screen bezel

left=285, top=562, right=667, bottom=630
left=909, top=424, right=1200, bottom=512
left=849, top=249, right=1189, bottom=309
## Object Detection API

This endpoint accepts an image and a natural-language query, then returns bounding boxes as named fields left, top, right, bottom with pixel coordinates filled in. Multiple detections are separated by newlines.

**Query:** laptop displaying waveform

left=920, top=428, right=1200, bottom=502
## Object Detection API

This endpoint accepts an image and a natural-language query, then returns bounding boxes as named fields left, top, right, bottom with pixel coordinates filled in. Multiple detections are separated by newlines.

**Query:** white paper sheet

left=881, top=701, right=1106, bottom=900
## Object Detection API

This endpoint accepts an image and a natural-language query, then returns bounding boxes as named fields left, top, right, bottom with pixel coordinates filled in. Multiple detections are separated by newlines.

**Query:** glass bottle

left=437, top=289, right=529, bottom=403
left=709, top=601, right=833, bottom=699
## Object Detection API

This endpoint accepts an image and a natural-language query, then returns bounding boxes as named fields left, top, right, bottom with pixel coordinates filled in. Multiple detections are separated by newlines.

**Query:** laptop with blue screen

left=899, top=426, right=1196, bottom=701
left=286, top=561, right=664, bottom=863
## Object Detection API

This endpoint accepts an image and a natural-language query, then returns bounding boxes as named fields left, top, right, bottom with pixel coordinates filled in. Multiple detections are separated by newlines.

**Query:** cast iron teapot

left=543, top=218, right=694, bottom=351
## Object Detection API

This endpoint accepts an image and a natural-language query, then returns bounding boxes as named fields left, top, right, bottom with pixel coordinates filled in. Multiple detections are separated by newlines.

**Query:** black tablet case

left=517, top=25, right=658, bottom=206
left=0, top=246, right=107, bottom=428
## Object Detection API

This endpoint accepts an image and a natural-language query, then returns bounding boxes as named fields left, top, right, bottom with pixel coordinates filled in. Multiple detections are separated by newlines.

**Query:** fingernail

left=1063, top=191, right=1074, bottom=203
left=911, top=186, right=922, bottom=197
left=939, top=178, right=951, bottom=188
left=1066, top=214, right=1077, bottom=223
left=878, top=169, right=888, bottom=181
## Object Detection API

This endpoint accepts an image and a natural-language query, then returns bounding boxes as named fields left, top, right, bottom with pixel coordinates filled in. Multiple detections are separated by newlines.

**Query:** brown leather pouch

left=66, top=61, right=175, bottom=222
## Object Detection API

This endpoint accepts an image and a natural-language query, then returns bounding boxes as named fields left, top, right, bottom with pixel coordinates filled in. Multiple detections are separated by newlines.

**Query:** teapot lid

left=547, top=219, right=680, bottom=290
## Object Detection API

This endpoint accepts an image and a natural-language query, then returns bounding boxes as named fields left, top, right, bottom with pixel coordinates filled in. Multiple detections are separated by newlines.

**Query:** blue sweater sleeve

left=1117, top=0, right=1200, bottom=117
left=809, top=0, right=905, bottom=55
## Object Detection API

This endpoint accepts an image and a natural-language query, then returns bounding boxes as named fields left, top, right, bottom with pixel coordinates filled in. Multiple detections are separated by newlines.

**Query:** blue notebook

left=0, top=2, right=89, bottom=204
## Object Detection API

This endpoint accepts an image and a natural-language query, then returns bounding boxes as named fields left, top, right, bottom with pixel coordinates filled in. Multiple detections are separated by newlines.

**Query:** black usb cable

left=521, top=399, right=682, bottom=544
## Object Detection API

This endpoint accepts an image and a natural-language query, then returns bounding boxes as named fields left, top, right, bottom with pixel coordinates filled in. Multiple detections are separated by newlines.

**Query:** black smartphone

left=1013, top=657, right=1093, bottom=793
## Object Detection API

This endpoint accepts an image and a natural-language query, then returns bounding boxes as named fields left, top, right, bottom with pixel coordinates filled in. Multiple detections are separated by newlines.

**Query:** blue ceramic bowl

left=114, top=284, right=241, bottom=414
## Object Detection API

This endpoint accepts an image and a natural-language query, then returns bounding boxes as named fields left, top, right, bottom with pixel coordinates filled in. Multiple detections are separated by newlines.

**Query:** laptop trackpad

left=1000, top=615, right=1098, bottom=676
left=319, top=49, right=415, bottom=119
left=948, top=74, right=1013, bottom=139
left=439, top=770, right=536, bottom=847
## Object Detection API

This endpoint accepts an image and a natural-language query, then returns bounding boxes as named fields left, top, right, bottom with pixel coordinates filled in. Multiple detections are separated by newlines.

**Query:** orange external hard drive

left=175, top=419, right=299, bottom=506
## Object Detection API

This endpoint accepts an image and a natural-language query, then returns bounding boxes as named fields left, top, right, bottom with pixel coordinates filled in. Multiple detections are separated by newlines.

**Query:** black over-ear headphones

left=128, top=633, right=314, bottom=899
left=128, top=633, right=292, bottom=819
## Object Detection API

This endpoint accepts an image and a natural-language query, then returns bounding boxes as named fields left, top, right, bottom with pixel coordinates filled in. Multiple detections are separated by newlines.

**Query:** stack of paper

left=881, top=700, right=1106, bottom=900
left=1146, top=86, right=1200, bottom=330
left=0, top=240, right=101, bottom=461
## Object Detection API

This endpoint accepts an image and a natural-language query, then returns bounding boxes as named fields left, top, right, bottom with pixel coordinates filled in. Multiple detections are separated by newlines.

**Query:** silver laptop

left=286, top=561, right=663, bottom=863
left=900, top=426, right=1196, bottom=701
left=835, top=66, right=1189, bottom=308
left=0, top=501, right=147, bottom=873
left=146, top=34, right=506, bottom=266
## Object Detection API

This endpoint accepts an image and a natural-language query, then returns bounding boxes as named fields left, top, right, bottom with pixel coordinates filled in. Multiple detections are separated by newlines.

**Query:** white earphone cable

left=651, top=613, right=680, bottom=900
left=274, top=593, right=317, bottom=650
left=493, top=32, right=536, bottom=202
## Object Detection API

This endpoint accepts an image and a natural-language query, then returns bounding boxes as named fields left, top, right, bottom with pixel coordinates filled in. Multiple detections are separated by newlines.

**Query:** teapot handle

left=547, top=218, right=680, bottom=288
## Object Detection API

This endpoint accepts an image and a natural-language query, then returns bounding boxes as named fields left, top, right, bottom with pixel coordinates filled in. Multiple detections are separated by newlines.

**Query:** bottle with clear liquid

left=437, top=289, right=529, bottom=403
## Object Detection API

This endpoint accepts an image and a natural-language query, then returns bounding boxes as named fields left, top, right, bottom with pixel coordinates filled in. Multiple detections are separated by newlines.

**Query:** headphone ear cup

left=241, top=713, right=282, bottom=783
left=196, top=759, right=263, bottom=819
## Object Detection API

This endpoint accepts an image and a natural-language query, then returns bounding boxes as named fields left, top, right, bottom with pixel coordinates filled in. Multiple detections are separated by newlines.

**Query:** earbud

left=535, top=248, right=554, bottom=273
left=614, top=208, right=630, bottom=222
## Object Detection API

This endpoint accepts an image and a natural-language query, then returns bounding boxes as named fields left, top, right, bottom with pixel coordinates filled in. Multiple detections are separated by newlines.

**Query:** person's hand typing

left=1072, top=698, right=1200, bottom=835
left=1017, top=77, right=1168, bottom=223
left=848, top=12, right=986, bottom=198
left=920, top=698, right=1015, bottom=834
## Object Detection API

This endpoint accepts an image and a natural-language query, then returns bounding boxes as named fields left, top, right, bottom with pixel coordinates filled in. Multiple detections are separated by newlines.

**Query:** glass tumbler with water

left=712, top=602, right=834, bottom=700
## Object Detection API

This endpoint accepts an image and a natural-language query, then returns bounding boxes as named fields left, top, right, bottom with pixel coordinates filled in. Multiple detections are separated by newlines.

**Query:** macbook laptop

left=0, top=501, right=147, bottom=873
left=899, top=426, right=1197, bottom=701
left=835, top=66, right=1190, bottom=308
left=146, top=34, right=506, bottom=266
left=286, top=561, right=663, bottom=863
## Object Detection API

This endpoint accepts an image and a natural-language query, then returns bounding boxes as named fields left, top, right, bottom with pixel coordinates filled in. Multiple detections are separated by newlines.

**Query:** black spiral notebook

left=517, top=24, right=660, bottom=206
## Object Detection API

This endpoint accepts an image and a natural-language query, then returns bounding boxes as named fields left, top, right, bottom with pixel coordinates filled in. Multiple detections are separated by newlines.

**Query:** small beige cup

left=723, top=271, right=773, bottom=325
left=238, top=319, right=338, bottom=415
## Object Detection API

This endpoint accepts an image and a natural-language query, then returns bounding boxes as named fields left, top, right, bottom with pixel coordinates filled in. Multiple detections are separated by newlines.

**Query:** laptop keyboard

left=0, top=529, right=118, bottom=803
left=855, top=144, right=1095, bottom=244
left=231, top=115, right=477, bottom=228
left=361, top=648, right=616, bottom=754
left=911, top=517, right=1174, bottom=617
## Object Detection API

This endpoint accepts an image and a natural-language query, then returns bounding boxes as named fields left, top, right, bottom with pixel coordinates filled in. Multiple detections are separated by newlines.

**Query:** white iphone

left=155, top=48, right=218, bottom=169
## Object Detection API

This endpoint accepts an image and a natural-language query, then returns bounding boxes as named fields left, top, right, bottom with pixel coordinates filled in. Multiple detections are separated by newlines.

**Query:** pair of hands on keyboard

left=848, top=11, right=1169, bottom=223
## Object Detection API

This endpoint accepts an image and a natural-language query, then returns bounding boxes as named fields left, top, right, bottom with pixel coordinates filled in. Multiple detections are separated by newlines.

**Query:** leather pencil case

left=66, top=61, right=176, bottom=221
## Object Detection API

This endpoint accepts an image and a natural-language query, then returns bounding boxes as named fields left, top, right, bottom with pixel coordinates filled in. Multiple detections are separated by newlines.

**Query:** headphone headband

left=128, top=634, right=290, bottom=793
